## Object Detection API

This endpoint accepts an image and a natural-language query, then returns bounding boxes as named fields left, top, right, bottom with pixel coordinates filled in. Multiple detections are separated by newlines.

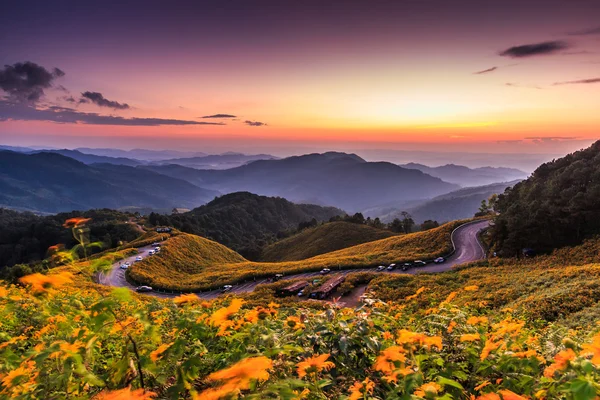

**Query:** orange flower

left=348, top=377, right=375, bottom=400
left=63, top=217, right=92, bottom=228
left=297, top=354, right=335, bottom=378
left=498, top=390, right=527, bottom=400
left=464, top=285, right=479, bottom=291
left=441, top=291, right=458, bottom=305
left=209, top=299, right=244, bottom=326
left=543, top=348, right=576, bottom=377
left=581, top=332, right=600, bottom=366
left=173, top=293, right=198, bottom=306
left=383, top=331, right=394, bottom=340
left=150, top=342, right=173, bottom=362
left=460, top=334, right=481, bottom=342
left=405, top=286, right=426, bottom=301
left=467, top=316, right=489, bottom=326
left=477, top=394, right=501, bottom=400
left=373, top=346, right=407, bottom=375
left=415, top=382, right=442, bottom=397
left=448, top=320, right=457, bottom=333
left=474, top=381, right=491, bottom=391
left=396, top=329, right=442, bottom=350
left=19, top=272, right=73, bottom=293
left=94, top=387, right=156, bottom=399
left=481, top=339, right=502, bottom=361
left=204, top=356, right=272, bottom=395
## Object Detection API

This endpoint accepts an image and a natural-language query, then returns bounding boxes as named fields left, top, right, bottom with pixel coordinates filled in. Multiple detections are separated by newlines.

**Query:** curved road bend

left=99, top=219, right=490, bottom=300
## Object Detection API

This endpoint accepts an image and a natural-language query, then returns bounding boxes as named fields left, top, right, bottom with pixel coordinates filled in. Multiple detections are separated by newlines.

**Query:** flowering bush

left=1, top=272, right=600, bottom=399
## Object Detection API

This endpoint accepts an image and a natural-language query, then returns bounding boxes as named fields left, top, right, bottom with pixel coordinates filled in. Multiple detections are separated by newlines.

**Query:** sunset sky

left=0, top=0, right=599, bottom=158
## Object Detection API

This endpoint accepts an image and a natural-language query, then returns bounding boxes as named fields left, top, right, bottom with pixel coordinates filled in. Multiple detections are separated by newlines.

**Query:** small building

left=277, top=281, right=309, bottom=296
left=310, top=275, right=345, bottom=300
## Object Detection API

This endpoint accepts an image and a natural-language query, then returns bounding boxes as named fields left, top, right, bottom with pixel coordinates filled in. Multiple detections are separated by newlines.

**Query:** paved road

left=99, top=219, right=489, bottom=299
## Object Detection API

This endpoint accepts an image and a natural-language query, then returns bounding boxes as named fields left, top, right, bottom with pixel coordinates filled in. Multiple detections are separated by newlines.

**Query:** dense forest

left=491, top=140, right=600, bottom=256
left=0, top=208, right=141, bottom=272
left=147, top=192, right=344, bottom=259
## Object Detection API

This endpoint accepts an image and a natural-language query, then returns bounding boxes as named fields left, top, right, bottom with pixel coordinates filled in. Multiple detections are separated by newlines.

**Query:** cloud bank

left=80, top=91, right=130, bottom=109
left=0, top=62, right=64, bottom=102
left=499, top=41, right=569, bottom=58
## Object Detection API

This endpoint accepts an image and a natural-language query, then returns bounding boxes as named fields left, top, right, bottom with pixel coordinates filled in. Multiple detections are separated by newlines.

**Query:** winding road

left=98, top=219, right=490, bottom=299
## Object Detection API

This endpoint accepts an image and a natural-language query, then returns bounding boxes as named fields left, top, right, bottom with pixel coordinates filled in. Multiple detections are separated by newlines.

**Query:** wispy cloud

left=505, top=82, right=542, bottom=90
left=201, top=113, right=237, bottom=118
left=525, top=136, right=580, bottom=143
left=567, top=26, right=600, bottom=36
left=244, top=120, right=267, bottom=127
left=499, top=41, right=569, bottom=58
left=0, top=101, right=226, bottom=126
left=553, top=78, right=600, bottom=86
left=473, top=66, right=497, bottom=75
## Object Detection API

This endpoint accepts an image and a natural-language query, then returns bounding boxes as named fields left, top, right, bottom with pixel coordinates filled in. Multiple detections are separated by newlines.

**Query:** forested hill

left=147, top=192, right=345, bottom=259
left=491, top=140, right=600, bottom=256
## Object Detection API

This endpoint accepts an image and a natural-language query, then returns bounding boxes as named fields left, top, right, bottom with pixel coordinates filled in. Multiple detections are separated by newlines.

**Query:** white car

left=221, top=285, right=233, bottom=293
left=135, top=286, right=153, bottom=293
left=297, top=290, right=305, bottom=297
left=387, top=264, right=396, bottom=271
left=148, top=250, right=155, bottom=255
left=120, top=264, right=128, bottom=270
left=154, top=246, right=161, bottom=252
left=320, top=268, right=331, bottom=275
left=124, top=262, right=131, bottom=267
left=376, top=265, right=386, bottom=271
left=434, top=257, right=445, bottom=264
left=135, top=256, right=143, bottom=262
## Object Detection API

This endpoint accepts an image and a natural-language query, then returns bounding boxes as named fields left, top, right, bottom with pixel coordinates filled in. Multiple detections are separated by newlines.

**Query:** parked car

left=434, top=257, right=445, bottom=264
left=124, top=262, right=131, bottom=267
left=120, top=264, right=128, bottom=270
left=221, top=285, right=233, bottom=293
left=273, top=274, right=284, bottom=281
left=151, top=242, right=160, bottom=247
left=413, top=260, right=426, bottom=267
left=135, top=286, right=153, bottom=292
left=401, top=263, right=412, bottom=271
left=154, top=246, right=161, bottom=252
left=135, top=256, right=143, bottom=262
left=297, top=290, right=305, bottom=297
left=148, top=250, right=155, bottom=255
left=376, top=265, right=386, bottom=271
left=320, top=268, right=331, bottom=275
left=387, top=263, right=396, bottom=271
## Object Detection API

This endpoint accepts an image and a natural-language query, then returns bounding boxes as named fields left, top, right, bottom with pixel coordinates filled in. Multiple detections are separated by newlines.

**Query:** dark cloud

left=201, top=113, right=237, bottom=118
left=244, top=120, right=267, bottom=127
left=473, top=66, right=497, bottom=75
left=568, top=26, right=600, bottom=36
left=0, top=61, right=64, bottom=103
left=0, top=101, right=226, bottom=126
left=499, top=41, right=569, bottom=58
left=81, top=91, right=130, bottom=110
left=553, top=78, right=600, bottom=86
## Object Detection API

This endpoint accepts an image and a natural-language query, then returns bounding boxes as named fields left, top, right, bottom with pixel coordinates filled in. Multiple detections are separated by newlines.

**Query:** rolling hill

left=151, top=153, right=278, bottom=170
left=30, top=149, right=142, bottom=166
left=0, top=151, right=219, bottom=213
left=400, top=162, right=528, bottom=187
left=141, top=152, right=459, bottom=212
left=259, top=221, right=397, bottom=262
left=128, top=219, right=464, bottom=291
left=147, top=192, right=344, bottom=258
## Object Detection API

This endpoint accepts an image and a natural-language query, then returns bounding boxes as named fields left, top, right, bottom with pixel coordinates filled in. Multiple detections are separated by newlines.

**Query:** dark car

left=135, top=286, right=153, bottom=292
left=413, top=260, right=427, bottom=267
left=273, top=274, right=284, bottom=281
left=221, top=285, right=233, bottom=293
left=401, top=263, right=412, bottom=271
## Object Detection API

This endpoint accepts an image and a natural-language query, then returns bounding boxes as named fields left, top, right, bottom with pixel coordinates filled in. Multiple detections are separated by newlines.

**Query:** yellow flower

left=396, top=329, right=442, bottom=350
left=477, top=394, right=500, bottom=400
left=474, top=381, right=491, bottom=391
left=19, top=272, right=73, bottom=293
left=415, top=382, right=442, bottom=397
left=460, top=334, right=481, bottom=342
left=405, top=286, right=426, bottom=300
left=286, top=316, right=305, bottom=330
left=467, top=316, right=488, bottom=326
left=173, top=293, right=198, bottom=305
left=480, top=338, right=502, bottom=361
left=94, top=387, right=156, bottom=399
left=441, top=291, right=458, bottom=305
left=0, top=286, right=7, bottom=297
left=448, top=320, right=457, bottom=333
left=543, top=348, right=576, bottom=378
left=297, top=354, right=335, bottom=378
left=209, top=299, right=244, bottom=326
left=348, top=377, right=375, bottom=400
left=464, top=285, right=479, bottom=291
left=150, top=342, right=173, bottom=362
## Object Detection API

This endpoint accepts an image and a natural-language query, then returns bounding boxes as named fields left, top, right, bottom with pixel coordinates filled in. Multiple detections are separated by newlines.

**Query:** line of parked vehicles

left=375, top=257, right=445, bottom=272
left=117, top=242, right=162, bottom=293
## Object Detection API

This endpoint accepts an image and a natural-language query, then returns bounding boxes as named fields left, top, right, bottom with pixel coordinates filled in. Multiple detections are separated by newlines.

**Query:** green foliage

left=491, top=141, right=600, bottom=256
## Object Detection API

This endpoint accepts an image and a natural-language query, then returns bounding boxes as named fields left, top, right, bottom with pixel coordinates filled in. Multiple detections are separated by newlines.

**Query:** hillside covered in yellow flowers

left=2, top=229, right=600, bottom=399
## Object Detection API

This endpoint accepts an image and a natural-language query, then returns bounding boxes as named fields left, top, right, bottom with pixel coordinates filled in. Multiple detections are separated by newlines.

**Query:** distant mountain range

left=0, top=151, right=218, bottom=213
left=400, top=163, right=527, bottom=187
left=150, top=153, right=279, bottom=169
left=381, top=180, right=521, bottom=224
left=141, top=152, right=460, bottom=212
left=29, top=149, right=143, bottom=167
left=75, top=147, right=209, bottom=161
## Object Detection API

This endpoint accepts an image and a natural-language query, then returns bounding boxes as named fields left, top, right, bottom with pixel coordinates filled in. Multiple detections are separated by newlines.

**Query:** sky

left=0, top=0, right=599, bottom=161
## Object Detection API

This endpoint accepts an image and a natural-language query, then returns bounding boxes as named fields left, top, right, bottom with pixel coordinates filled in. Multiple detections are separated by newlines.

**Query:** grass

left=127, top=219, right=468, bottom=291
left=259, top=221, right=397, bottom=262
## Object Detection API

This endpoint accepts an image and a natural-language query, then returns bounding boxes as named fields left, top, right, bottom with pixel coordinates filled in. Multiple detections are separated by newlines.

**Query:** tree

left=400, top=211, right=415, bottom=234
left=388, top=218, right=404, bottom=233
left=421, top=220, right=439, bottom=231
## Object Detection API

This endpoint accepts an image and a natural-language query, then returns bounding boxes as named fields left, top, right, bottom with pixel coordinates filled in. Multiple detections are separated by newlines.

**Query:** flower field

left=2, top=265, right=600, bottom=399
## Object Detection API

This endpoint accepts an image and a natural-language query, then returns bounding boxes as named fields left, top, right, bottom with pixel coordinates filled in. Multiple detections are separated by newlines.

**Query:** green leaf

left=438, top=376, right=464, bottom=390
left=570, top=379, right=597, bottom=400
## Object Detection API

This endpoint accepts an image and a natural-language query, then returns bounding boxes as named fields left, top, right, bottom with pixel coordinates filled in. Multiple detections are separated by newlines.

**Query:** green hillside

left=259, top=221, right=397, bottom=262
